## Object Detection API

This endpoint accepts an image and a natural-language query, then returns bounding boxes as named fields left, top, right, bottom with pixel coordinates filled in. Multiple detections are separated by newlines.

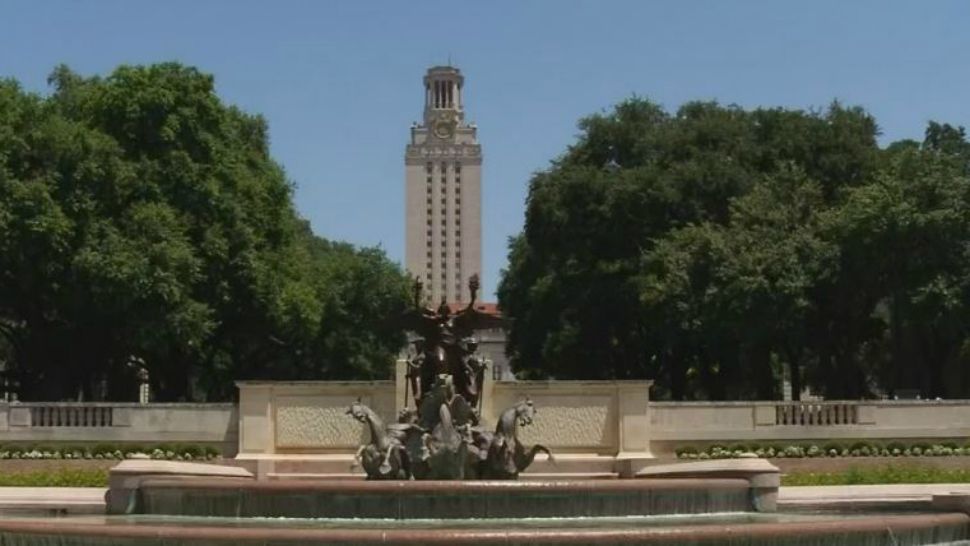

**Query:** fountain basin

left=129, top=477, right=752, bottom=519
left=20, top=461, right=959, bottom=545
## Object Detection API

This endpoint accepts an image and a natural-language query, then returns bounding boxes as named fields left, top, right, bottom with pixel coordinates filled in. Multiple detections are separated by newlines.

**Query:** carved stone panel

left=516, top=396, right=615, bottom=449
left=8, top=407, right=30, bottom=427
left=275, top=396, right=368, bottom=449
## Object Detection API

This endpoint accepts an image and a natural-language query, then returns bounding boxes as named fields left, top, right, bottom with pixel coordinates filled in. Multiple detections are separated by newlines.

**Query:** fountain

left=1, top=277, right=970, bottom=543
left=348, top=274, right=552, bottom=481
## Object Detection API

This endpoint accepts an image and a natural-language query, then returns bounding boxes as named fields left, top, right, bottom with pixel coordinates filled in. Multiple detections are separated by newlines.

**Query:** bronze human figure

left=401, top=275, right=490, bottom=409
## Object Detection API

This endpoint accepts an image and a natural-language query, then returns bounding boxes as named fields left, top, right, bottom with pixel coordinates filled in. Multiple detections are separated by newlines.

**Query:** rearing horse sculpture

left=347, top=399, right=412, bottom=479
left=482, top=398, right=554, bottom=479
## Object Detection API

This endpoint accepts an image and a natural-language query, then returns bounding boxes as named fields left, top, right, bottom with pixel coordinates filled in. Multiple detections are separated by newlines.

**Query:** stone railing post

left=614, top=381, right=653, bottom=477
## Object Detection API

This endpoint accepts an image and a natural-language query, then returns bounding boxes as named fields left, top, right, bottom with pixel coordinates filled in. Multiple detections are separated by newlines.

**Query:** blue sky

left=2, top=0, right=968, bottom=299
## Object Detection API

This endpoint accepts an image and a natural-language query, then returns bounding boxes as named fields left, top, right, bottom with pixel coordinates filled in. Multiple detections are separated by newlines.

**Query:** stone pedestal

left=635, top=458, right=781, bottom=512
left=106, top=460, right=253, bottom=514
left=236, top=378, right=654, bottom=479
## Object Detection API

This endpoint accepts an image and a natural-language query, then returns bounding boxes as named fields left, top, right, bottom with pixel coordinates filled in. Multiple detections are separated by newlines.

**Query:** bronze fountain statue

left=347, top=274, right=552, bottom=480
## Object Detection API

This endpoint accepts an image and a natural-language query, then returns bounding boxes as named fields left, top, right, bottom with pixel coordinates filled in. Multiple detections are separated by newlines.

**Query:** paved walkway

left=781, top=484, right=970, bottom=510
left=3, top=484, right=970, bottom=515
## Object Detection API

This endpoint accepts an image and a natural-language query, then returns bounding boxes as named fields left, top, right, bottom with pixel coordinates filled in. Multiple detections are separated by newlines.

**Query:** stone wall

left=9, top=391, right=970, bottom=473
left=236, top=381, right=396, bottom=456
left=235, top=378, right=653, bottom=477
left=0, top=402, right=238, bottom=455
left=236, top=379, right=651, bottom=456
left=650, top=400, right=970, bottom=455
left=489, top=381, right=651, bottom=458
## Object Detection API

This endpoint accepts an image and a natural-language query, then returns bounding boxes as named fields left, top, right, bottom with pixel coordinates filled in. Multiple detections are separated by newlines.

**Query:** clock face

left=434, top=119, right=455, bottom=139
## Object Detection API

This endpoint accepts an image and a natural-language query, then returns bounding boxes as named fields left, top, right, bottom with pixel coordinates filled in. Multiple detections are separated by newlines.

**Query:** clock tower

left=405, top=66, right=482, bottom=304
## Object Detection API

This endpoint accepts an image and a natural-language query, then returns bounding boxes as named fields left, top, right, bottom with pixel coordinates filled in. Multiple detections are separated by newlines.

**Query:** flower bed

left=675, top=442, right=970, bottom=460
left=0, top=443, right=220, bottom=461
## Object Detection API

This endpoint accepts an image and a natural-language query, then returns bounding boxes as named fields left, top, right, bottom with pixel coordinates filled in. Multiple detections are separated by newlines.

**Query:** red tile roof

left=447, top=301, right=501, bottom=318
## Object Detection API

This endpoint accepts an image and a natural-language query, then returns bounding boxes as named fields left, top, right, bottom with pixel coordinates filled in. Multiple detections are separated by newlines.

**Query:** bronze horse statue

left=481, top=398, right=554, bottom=479
left=347, top=399, right=422, bottom=479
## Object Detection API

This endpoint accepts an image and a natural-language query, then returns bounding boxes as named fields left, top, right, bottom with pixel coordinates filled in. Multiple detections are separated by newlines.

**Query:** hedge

left=0, top=443, right=220, bottom=461
left=675, top=441, right=970, bottom=460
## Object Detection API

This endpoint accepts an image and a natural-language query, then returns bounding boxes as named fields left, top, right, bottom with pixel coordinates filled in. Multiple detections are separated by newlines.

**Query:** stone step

left=240, top=454, right=629, bottom=479
left=266, top=473, right=362, bottom=481
left=0, top=487, right=106, bottom=516
left=266, top=471, right=620, bottom=481
left=520, top=472, right=619, bottom=480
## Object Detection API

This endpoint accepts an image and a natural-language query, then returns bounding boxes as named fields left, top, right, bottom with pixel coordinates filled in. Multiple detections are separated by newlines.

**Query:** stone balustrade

left=774, top=402, right=859, bottom=426
left=28, top=404, right=116, bottom=427
left=0, top=402, right=238, bottom=455
left=649, top=399, right=970, bottom=455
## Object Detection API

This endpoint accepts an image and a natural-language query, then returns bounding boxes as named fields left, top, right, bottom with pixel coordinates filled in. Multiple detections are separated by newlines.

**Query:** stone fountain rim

left=0, top=513, right=966, bottom=544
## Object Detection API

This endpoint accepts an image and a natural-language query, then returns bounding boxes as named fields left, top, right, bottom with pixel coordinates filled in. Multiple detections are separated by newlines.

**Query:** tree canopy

left=0, top=63, right=410, bottom=401
left=498, top=97, right=970, bottom=400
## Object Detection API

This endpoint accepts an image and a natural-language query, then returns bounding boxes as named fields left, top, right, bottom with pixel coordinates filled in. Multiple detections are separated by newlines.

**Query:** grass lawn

left=0, top=468, right=109, bottom=487
left=782, top=464, right=970, bottom=486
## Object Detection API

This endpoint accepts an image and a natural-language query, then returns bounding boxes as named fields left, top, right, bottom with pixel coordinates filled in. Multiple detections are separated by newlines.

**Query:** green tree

left=498, top=97, right=909, bottom=400
left=0, top=64, right=410, bottom=401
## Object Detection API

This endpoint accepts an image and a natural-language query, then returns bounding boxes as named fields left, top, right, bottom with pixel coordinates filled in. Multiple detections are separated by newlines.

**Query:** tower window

left=426, top=198, right=431, bottom=205
left=427, top=251, right=432, bottom=258
left=426, top=230, right=432, bottom=237
left=441, top=198, right=446, bottom=204
left=426, top=162, right=432, bottom=173
left=426, top=176, right=432, bottom=183
left=426, top=261, right=432, bottom=269
left=426, top=273, right=431, bottom=280
left=456, top=219, right=460, bottom=226
left=426, top=240, right=432, bottom=247
left=455, top=230, right=461, bottom=237
left=440, top=163, right=447, bottom=173
left=426, top=219, right=431, bottom=226
left=441, top=251, right=446, bottom=257
left=441, top=230, right=446, bottom=237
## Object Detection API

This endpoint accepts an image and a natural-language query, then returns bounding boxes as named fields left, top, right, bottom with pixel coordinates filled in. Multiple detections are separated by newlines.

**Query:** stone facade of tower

left=405, top=66, right=482, bottom=304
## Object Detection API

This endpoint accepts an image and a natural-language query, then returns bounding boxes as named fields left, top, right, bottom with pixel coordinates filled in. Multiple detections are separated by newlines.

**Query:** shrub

left=675, top=446, right=698, bottom=459
left=674, top=440, right=970, bottom=461
left=0, top=442, right=220, bottom=461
